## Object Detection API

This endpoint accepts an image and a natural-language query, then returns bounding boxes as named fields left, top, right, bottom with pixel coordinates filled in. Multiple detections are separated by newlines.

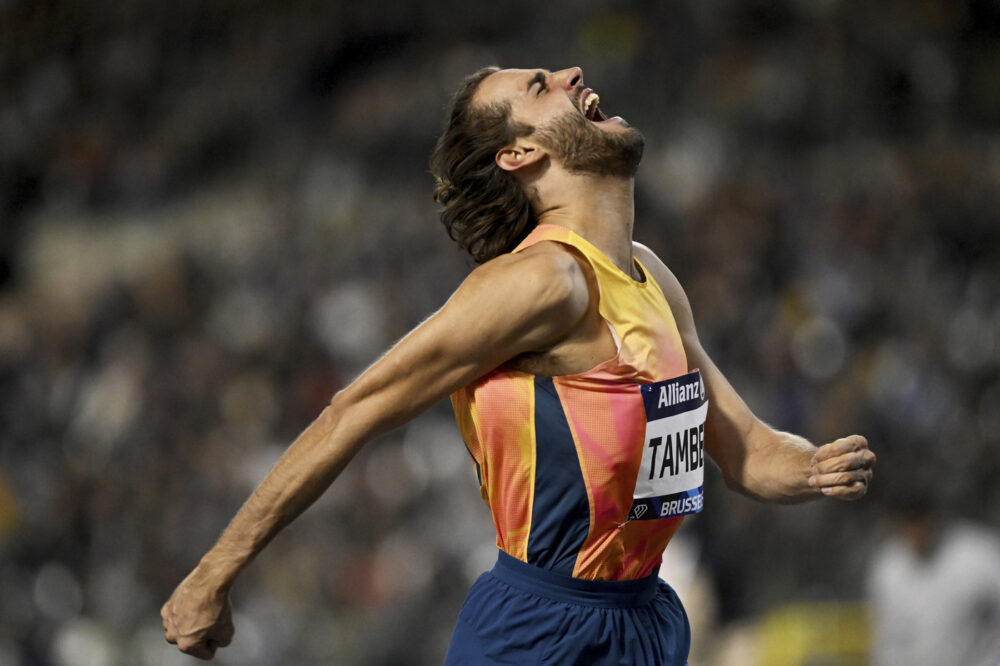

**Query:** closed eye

left=528, top=71, right=548, bottom=95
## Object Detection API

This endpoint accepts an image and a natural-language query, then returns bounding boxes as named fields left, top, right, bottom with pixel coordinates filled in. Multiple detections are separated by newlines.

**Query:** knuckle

left=178, top=638, right=201, bottom=653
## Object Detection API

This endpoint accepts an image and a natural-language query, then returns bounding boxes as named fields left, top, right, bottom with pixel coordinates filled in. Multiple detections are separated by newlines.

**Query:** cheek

left=519, top=97, right=575, bottom=124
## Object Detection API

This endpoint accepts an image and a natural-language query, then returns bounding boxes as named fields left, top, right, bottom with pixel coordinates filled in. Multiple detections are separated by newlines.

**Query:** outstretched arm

left=161, top=244, right=591, bottom=659
left=634, top=244, right=874, bottom=504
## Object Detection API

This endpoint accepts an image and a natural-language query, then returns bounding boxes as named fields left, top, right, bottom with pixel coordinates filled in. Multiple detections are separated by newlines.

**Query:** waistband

left=490, top=550, right=661, bottom=608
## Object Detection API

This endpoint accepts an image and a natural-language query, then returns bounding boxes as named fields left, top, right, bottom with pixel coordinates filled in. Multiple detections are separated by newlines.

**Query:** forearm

left=727, top=421, right=820, bottom=504
left=194, top=396, right=364, bottom=590
left=188, top=333, right=478, bottom=591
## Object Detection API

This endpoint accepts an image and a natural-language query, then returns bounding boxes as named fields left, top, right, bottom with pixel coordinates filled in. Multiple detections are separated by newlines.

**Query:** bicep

left=333, top=252, right=586, bottom=439
left=636, top=245, right=761, bottom=477
left=685, top=334, right=760, bottom=477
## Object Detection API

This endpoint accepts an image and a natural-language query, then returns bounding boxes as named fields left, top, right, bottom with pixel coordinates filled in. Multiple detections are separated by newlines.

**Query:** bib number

left=627, top=369, right=708, bottom=521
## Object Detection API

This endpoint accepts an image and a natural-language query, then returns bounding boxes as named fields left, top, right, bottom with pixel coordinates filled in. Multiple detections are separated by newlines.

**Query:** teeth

left=584, top=92, right=600, bottom=118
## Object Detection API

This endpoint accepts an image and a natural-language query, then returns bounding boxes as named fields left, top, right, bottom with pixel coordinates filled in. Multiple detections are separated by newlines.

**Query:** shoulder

left=632, top=241, right=692, bottom=317
left=459, top=240, right=591, bottom=331
left=633, top=241, right=673, bottom=283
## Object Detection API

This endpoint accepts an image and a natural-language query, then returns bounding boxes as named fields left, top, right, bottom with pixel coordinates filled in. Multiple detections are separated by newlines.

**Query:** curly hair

left=430, top=66, right=537, bottom=263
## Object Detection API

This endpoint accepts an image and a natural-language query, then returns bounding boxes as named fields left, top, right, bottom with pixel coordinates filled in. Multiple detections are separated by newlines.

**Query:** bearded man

left=162, top=66, right=875, bottom=664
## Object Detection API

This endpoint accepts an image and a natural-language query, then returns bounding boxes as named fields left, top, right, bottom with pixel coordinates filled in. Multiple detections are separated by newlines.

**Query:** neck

left=531, top=172, right=636, bottom=275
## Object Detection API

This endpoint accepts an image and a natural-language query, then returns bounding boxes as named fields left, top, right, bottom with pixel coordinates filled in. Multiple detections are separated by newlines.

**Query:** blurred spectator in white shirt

left=868, top=491, right=1000, bottom=666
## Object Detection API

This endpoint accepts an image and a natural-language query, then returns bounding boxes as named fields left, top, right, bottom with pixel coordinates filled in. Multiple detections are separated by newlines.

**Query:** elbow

left=324, top=381, right=400, bottom=448
left=719, top=466, right=754, bottom=498
left=721, top=470, right=744, bottom=494
left=708, top=443, right=748, bottom=494
left=328, top=388, right=350, bottom=413
left=322, top=390, right=350, bottom=426
left=714, top=457, right=779, bottom=503
left=329, top=381, right=373, bottom=420
left=314, top=388, right=362, bottom=448
left=710, top=455, right=750, bottom=496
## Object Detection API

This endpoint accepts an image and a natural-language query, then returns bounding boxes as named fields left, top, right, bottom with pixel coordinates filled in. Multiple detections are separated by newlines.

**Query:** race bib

left=627, top=369, right=708, bottom=521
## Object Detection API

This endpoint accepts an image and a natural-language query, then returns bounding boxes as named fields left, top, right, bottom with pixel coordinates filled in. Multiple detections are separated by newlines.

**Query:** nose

left=552, top=67, right=583, bottom=91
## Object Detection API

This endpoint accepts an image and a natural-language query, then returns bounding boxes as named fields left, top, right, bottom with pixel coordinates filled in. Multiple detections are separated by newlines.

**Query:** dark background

left=1, top=1, right=998, bottom=664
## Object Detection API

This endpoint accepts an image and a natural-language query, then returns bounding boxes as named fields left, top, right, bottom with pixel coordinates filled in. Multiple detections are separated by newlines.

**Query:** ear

left=496, top=143, right=548, bottom=173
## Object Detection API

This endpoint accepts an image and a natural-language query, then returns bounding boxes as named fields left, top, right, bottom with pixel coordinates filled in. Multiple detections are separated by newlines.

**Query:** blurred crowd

left=1, top=1, right=998, bottom=664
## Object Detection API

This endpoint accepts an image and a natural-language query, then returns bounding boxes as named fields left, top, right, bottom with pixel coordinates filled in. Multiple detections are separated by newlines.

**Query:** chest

left=510, top=282, right=686, bottom=381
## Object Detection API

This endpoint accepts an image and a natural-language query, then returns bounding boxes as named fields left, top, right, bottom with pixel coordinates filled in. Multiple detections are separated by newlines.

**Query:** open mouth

left=580, top=87, right=608, bottom=122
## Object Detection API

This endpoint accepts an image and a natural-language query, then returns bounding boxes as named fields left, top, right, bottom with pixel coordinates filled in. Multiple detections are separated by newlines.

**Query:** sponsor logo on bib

left=627, top=369, right=708, bottom=521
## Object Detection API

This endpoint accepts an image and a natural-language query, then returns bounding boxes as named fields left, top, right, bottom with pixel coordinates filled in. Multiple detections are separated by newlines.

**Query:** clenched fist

left=809, top=435, right=875, bottom=500
left=162, top=568, right=235, bottom=660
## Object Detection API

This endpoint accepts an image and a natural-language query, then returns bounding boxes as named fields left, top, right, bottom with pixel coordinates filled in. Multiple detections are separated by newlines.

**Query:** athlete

left=162, top=66, right=875, bottom=663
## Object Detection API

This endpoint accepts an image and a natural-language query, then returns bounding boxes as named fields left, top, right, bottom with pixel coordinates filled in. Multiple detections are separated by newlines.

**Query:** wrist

left=194, top=552, right=243, bottom=594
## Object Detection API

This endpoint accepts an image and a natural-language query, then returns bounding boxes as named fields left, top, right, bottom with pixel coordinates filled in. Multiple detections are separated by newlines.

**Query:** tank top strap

left=512, top=224, right=648, bottom=287
left=513, top=224, right=578, bottom=252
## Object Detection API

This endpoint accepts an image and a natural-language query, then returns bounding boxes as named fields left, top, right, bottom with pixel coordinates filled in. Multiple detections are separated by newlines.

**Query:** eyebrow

left=526, top=70, right=548, bottom=93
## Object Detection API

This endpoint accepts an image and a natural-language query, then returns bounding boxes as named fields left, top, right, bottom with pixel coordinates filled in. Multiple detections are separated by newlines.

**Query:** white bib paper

left=627, top=369, right=708, bottom=521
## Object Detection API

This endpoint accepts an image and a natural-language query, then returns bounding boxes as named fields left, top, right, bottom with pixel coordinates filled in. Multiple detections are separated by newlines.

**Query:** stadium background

left=1, top=1, right=998, bottom=664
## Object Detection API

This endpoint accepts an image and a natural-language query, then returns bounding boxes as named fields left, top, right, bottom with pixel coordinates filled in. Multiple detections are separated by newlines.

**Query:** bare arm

left=634, top=243, right=874, bottom=504
left=162, top=244, right=591, bottom=658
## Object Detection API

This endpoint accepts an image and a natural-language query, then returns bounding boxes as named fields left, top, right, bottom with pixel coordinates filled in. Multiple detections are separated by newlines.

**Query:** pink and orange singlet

left=451, top=224, right=708, bottom=582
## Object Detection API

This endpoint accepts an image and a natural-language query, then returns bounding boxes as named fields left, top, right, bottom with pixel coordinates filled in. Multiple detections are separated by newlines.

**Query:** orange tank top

left=450, top=224, right=706, bottom=580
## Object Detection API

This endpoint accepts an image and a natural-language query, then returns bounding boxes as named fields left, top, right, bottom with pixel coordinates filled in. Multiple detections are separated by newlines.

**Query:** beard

left=533, top=111, right=645, bottom=178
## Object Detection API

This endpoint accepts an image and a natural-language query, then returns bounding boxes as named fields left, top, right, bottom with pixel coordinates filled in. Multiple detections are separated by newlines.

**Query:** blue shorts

left=443, top=551, right=690, bottom=665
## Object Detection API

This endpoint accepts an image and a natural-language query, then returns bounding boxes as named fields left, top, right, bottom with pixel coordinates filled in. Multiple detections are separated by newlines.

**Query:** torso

left=451, top=224, right=696, bottom=581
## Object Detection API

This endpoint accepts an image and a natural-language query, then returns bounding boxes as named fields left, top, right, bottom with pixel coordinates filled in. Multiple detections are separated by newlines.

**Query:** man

left=162, top=66, right=875, bottom=663
left=868, top=489, right=1000, bottom=666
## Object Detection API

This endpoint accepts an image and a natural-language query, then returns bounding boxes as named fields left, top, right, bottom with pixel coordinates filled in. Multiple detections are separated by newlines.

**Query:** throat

left=538, top=205, right=636, bottom=265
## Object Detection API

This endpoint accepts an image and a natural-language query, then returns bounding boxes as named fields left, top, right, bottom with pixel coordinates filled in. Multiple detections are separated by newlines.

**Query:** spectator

left=868, top=487, right=1000, bottom=666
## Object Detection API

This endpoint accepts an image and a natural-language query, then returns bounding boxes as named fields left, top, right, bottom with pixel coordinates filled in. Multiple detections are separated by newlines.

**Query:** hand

left=161, top=568, right=235, bottom=660
left=809, top=435, right=875, bottom=500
